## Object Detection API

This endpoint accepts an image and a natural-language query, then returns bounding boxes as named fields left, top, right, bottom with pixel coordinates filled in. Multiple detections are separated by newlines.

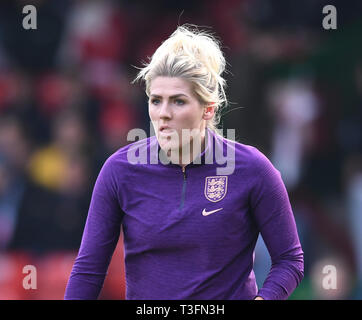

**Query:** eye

left=150, top=98, right=161, bottom=105
left=174, top=99, right=185, bottom=106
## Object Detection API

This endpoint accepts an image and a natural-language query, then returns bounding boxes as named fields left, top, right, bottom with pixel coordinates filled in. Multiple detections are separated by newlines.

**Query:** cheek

left=148, top=106, right=157, bottom=121
left=148, top=107, right=160, bottom=133
left=179, top=104, right=203, bottom=123
left=185, top=106, right=205, bottom=127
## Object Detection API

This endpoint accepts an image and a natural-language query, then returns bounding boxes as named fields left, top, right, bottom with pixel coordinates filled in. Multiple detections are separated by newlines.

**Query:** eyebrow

left=150, top=94, right=189, bottom=99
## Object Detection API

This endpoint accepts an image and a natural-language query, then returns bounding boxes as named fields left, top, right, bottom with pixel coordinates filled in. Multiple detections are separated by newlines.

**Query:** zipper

left=179, top=166, right=187, bottom=210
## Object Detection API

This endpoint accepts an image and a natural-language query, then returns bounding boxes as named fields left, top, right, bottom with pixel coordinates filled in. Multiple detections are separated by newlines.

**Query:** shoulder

left=234, top=141, right=283, bottom=190
left=237, top=142, right=275, bottom=173
left=219, top=133, right=275, bottom=172
left=102, top=135, right=157, bottom=171
left=93, top=136, right=157, bottom=194
left=216, top=133, right=280, bottom=184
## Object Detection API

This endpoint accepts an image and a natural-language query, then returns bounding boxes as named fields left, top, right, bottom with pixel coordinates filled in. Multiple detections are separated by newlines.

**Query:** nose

left=159, top=101, right=172, bottom=120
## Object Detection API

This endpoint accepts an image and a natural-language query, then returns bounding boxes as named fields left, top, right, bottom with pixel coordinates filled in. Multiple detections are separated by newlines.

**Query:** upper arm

left=77, top=157, right=124, bottom=267
left=249, top=153, right=303, bottom=262
left=65, top=157, right=124, bottom=299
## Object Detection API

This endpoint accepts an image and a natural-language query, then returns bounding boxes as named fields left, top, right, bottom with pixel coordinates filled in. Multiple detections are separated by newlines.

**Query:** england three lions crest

left=204, top=176, right=228, bottom=202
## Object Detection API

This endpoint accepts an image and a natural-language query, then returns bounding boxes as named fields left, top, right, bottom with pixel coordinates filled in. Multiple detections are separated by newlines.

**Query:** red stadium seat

left=0, top=252, right=36, bottom=300
left=35, top=251, right=78, bottom=300
left=99, top=237, right=126, bottom=300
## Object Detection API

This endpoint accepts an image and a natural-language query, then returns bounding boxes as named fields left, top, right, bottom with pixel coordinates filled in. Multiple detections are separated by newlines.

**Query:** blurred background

left=0, top=0, right=361, bottom=300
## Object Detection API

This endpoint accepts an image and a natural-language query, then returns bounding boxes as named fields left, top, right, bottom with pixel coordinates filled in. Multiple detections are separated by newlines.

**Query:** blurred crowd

left=0, top=0, right=361, bottom=299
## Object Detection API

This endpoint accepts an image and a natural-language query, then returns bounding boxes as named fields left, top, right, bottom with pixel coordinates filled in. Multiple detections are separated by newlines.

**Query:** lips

left=159, top=125, right=173, bottom=133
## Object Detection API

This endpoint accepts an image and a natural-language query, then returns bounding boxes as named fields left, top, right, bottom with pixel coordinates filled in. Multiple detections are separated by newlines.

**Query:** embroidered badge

left=204, top=176, right=228, bottom=202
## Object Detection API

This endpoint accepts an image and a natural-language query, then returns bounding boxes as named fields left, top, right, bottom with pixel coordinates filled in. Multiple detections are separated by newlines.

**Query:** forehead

left=149, top=77, right=194, bottom=97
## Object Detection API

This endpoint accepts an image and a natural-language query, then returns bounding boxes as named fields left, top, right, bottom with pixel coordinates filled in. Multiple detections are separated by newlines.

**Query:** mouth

left=159, top=125, right=173, bottom=133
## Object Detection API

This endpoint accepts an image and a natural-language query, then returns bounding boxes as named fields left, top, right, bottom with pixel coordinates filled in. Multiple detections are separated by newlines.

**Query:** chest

left=120, top=166, right=256, bottom=250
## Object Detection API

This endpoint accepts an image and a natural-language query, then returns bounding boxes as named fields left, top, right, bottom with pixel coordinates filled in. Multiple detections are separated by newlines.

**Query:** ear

left=202, top=103, right=215, bottom=120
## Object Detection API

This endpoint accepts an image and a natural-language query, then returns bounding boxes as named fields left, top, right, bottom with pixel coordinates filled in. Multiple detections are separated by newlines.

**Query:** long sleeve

left=250, top=152, right=304, bottom=300
left=64, top=157, right=124, bottom=300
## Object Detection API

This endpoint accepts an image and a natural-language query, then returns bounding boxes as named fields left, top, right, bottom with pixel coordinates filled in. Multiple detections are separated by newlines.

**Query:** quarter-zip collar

left=156, top=127, right=216, bottom=169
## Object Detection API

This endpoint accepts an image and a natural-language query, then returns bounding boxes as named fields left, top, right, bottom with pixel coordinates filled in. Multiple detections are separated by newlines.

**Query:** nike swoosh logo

left=202, top=208, right=223, bottom=216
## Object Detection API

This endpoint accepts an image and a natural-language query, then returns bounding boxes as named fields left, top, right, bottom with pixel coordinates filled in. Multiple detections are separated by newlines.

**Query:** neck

left=167, top=130, right=206, bottom=167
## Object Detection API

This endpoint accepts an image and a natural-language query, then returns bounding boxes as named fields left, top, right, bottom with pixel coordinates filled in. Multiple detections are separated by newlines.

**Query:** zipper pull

left=182, top=166, right=186, bottom=180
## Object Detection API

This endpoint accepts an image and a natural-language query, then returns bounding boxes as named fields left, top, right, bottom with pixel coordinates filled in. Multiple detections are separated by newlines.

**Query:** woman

left=64, top=25, right=304, bottom=300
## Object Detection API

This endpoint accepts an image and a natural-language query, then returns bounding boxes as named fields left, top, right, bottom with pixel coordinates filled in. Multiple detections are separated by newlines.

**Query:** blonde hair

left=132, top=24, right=228, bottom=133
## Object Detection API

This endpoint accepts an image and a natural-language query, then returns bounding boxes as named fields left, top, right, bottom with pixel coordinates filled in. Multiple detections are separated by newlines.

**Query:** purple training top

left=64, top=128, right=304, bottom=300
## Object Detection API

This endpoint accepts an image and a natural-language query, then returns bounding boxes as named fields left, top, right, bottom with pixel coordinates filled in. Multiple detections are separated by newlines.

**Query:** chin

left=158, top=140, right=180, bottom=152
